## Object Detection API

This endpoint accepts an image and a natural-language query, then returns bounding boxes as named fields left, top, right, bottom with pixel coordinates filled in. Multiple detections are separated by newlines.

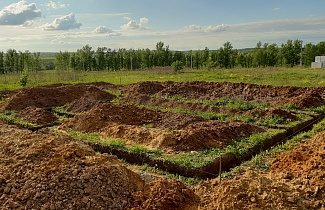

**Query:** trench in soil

left=86, top=113, right=325, bottom=179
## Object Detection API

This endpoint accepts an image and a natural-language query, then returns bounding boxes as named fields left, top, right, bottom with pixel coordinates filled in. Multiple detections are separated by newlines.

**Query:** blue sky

left=0, top=0, right=325, bottom=52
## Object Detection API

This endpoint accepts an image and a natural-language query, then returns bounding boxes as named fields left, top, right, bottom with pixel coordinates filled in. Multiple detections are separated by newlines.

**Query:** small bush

left=19, top=74, right=28, bottom=87
left=171, top=61, right=183, bottom=73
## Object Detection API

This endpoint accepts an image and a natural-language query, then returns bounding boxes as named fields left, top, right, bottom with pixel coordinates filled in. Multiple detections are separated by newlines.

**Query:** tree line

left=54, top=40, right=325, bottom=71
left=1, top=40, right=325, bottom=74
left=0, top=49, right=41, bottom=74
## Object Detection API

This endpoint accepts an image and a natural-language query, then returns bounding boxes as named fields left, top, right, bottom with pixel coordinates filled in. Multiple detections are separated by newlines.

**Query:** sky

left=0, top=0, right=325, bottom=52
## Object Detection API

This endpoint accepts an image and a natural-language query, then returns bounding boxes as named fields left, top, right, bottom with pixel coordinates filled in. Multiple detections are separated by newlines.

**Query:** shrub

left=19, top=73, right=28, bottom=87
left=171, top=61, right=183, bottom=73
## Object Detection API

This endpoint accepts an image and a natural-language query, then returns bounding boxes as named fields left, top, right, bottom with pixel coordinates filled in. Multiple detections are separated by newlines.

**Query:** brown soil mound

left=61, top=102, right=206, bottom=133
left=100, top=124, right=175, bottom=148
left=155, top=112, right=206, bottom=130
left=245, top=108, right=298, bottom=121
left=122, top=93, right=243, bottom=117
left=195, top=170, right=318, bottom=210
left=122, top=81, right=165, bottom=95
left=175, top=121, right=265, bottom=151
left=285, top=90, right=325, bottom=108
left=4, top=84, right=116, bottom=111
left=271, top=131, right=325, bottom=197
left=195, top=130, right=325, bottom=210
left=99, top=121, right=265, bottom=152
left=61, top=102, right=160, bottom=132
left=0, top=90, right=18, bottom=100
left=66, top=96, right=102, bottom=113
left=18, top=107, right=58, bottom=125
left=123, top=81, right=325, bottom=108
left=129, top=179, right=200, bottom=210
left=0, top=121, right=144, bottom=209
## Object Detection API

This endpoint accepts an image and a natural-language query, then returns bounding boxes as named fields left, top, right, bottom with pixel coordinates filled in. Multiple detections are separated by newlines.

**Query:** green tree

left=265, top=43, right=279, bottom=67
left=252, top=41, right=266, bottom=67
left=219, top=41, right=233, bottom=68
left=0, top=51, right=5, bottom=74
left=55, top=51, right=70, bottom=71
left=95, top=47, right=107, bottom=71
left=281, top=39, right=302, bottom=67
left=236, top=52, right=246, bottom=67
left=78, top=44, right=94, bottom=71
left=171, top=60, right=183, bottom=73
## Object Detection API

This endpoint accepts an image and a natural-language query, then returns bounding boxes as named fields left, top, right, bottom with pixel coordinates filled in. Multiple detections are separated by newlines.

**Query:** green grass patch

left=68, top=131, right=162, bottom=158
left=0, top=111, right=38, bottom=129
left=3, top=67, right=325, bottom=91
left=162, top=129, right=284, bottom=168
left=307, top=105, right=325, bottom=113
left=204, top=97, right=269, bottom=111
left=226, top=115, right=325, bottom=174
left=129, top=144, right=163, bottom=158
left=52, top=106, right=75, bottom=118
left=157, top=94, right=269, bottom=111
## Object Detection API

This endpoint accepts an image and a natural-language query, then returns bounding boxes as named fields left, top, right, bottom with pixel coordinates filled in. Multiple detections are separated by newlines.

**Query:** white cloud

left=2, top=15, right=325, bottom=52
left=205, top=24, right=229, bottom=32
left=121, top=17, right=149, bottom=30
left=94, top=25, right=113, bottom=34
left=140, top=17, right=149, bottom=25
left=93, top=25, right=121, bottom=36
left=42, top=13, right=82, bottom=30
left=273, top=8, right=280, bottom=12
left=43, top=1, right=69, bottom=10
left=0, top=0, right=41, bottom=25
left=184, top=24, right=229, bottom=32
left=185, top=25, right=202, bottom=31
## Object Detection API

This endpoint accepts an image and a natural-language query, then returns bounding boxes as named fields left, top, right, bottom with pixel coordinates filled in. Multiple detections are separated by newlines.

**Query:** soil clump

left=0, top=120, right=144, bottom=210
left=245, top=108, right=298, bottom=121
left=3, top=84, right=116, bottom=111
left=128, top=179, right=200, bottom=210
left=123, top=81, right=325, bottom=108
left=194, top=130, right=325, bottom=210
left=18, top=107, right=58, bottom=125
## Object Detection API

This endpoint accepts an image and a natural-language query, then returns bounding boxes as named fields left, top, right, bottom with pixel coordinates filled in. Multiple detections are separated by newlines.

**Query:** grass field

left=1, top=67, right=325, bottom=90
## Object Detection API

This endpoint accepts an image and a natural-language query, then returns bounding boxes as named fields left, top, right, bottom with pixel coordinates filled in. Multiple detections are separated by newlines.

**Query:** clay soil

left=0, top=81, right=324, bottom=209
left=123, top=81, right=325, bottom=108
left=194, top=130, right=325, bottom=210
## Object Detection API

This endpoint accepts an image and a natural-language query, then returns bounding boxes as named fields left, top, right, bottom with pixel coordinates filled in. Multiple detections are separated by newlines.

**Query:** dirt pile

left=0, top=121, right=144, bottom=210
left=61, top=102, right=207, bottom=133
left=245, top=108, right=298, bottom=121
left=271, top=131, right=325, bottom=202
left=284, top=90, right=325, bottom=108
left=174, top=121, right=265, bottom=151
left=61, top=102, right=160, bottom=132
left=122, top=93, right=225, bottom=116
left=128, top=179, right=200, bottom=210
left=3, top=84, right=116, bottom=111
left=195, top=170, right=317, bottom=210
left=61, top=102, right=263, bottom=151
left=123, top=81, right=325, bottom=108
left=0, top=90, right=18, bottom=101
left=194, top=130, right=325, bottom=210
left=18, top=107, right=58, bottom=125
left=122, top=81, right=165, bottom=95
